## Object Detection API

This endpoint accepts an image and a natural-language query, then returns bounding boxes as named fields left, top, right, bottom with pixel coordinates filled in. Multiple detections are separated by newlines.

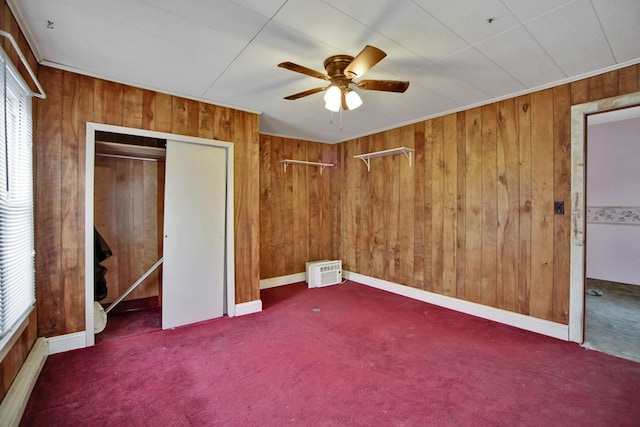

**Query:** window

left=0, top=47, right=35, bottom=339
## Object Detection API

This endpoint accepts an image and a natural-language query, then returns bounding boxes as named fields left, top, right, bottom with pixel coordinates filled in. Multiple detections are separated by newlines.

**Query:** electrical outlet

left=554, top=201, right=564, bottom=215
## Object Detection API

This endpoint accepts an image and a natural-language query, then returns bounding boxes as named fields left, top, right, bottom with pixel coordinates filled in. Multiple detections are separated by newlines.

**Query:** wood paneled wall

left=257, top=66, right=639, bottom=325
left=259, top=135, right=340, bottom=278
left=0, top=0, right=40, bottom=402
left=34, top=68, right=260, bottom=338
left=94, top=156, right=164, bottom=303
left=335, top=65, right=640, bottom=324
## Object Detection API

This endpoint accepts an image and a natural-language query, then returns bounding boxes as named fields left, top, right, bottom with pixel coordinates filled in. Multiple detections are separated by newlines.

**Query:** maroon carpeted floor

left=22, top=281, right=640, bottom=426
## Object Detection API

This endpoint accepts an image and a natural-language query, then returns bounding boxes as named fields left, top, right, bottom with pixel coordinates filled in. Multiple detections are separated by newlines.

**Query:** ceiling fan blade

left=343, top=45, right=387, bottom=78
left=283, top=86, right=327, bottom=100
left=278, top=62, right=330, bottom=81
left=356, top=79, right=410, bottom=93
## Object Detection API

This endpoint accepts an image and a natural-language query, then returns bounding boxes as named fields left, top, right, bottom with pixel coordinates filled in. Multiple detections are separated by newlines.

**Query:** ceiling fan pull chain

left=340, top=108, right=343, bottom=131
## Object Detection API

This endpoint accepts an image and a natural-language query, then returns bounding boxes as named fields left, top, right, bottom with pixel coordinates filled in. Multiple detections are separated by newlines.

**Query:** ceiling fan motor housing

left=324, top=55, right=355, bottom=87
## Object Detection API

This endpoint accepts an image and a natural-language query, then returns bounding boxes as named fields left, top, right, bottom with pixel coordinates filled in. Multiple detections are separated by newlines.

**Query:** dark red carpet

left=22, top=282, right=640, bottom=426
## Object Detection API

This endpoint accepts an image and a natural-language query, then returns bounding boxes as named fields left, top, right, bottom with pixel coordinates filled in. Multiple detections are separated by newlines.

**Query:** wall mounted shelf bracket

left=353, top=147, right=415, bottom=172
left=280, top=159, right=334, bottom=175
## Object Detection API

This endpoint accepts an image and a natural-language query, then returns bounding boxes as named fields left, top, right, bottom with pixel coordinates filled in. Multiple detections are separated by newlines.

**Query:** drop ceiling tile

left=323, top=0, right=468, bottom=61
left=476, top=26, right=566, bottom=88
left=140, top=0, right=270, bottom=33
left=412, top=0, right=520, bottom=45
left=122, top=0, right=269, bottom=56
left=272, top=0, right=403, bottom=59
left=591, top=0, right=640, bottom=63
left=203, top=21, right=332, bottom=104
left=406, top=63, right=491, bottom=105
left=10, top=0, right=640, bottom=144
left=524, top=0, right=615, bottom=76
left=500, top=0, right=575, bottom=23
left=401, top=84, right=460, bottom=115
left=438, top=48, right=526, bottom=98
left=228, top=0, right=287, bottom=18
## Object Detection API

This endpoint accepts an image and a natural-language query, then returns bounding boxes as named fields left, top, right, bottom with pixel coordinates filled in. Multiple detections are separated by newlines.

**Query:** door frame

left=568, top=91, right=640, bottom=343
left=84, top=122, right=235, bottom=347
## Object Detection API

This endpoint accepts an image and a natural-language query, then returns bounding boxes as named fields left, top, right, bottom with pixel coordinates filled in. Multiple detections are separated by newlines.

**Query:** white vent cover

left=308, top=260, right=342, bottom=288
left=306, top=259, right=328, bottom=283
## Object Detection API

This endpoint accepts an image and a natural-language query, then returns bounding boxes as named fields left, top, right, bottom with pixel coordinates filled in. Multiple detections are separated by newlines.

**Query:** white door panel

left=162, top=140, right=226, bottom=329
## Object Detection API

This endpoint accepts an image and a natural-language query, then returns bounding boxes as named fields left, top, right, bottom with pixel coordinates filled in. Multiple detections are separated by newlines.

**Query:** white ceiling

left=9, top=0, right=640, bottom=143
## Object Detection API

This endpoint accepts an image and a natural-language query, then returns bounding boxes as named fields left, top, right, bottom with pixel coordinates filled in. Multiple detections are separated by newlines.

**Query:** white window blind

left=0, top=47, right=35, bottom=338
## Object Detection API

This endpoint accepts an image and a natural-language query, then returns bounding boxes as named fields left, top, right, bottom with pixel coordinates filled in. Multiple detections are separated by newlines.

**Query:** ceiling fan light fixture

left=345, top=89, right=362, bottom=110
left=324, top=85, right=341, bottom=111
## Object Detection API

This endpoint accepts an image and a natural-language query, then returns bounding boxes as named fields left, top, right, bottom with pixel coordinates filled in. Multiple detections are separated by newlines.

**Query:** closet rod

left=0, top=29, right=46, bottom=99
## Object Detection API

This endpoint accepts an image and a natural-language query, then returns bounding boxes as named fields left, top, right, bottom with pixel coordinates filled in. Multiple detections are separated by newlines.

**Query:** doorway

left=93, top=131, right=166, bottom=341
left=583, top=107, right=640, bottom=362
left=84, top=123, right=236, bottom=347
left=569, top=91, right=640, bottom=347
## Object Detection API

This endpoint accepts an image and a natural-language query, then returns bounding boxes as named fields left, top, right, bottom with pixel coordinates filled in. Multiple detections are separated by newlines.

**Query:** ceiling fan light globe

left=325, top=102, right=340, bottom=112
left=345, top=90, right=362, bottom=110
left=324, top=85, right=341, bottom=103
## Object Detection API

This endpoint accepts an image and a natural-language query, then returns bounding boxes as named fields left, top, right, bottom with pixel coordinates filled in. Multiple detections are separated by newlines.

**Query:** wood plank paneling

left=259, top=136, right=273, bottom=278
left=552, top=84, right=571, bottom=324
left=370, top=134, right=385, bottom=279
left=61, top=71, right=83, bottom=332
left=35, top=66, right=64, bottom=335
left=464, top=108, right=482, bottom=303
left=496, top=99, right=520, bottom=312
left=386, top=128, right=401, bottom=282
left=529, top=90, right=555, bottom=320
left=413, top=123, right=426, bottom=290
left=430, top=118, right=444, bottom=293
left=422, top=122, right=433, bottom=291
left=481, top=105, right=497, bottom=306
left=233, top=110, right=260, bottom=302
left=94, top=156, right=163, bottom=304
left=618, top=65, right=638, bottom=94
left=35, top=68, right=261, bottom=337
left=517, top=95, right=532, bottom=315
left=455, top=112, right=466, bottom=298
left=258, top=135, right=338, bottom=279
left=442, top=115, right=457, bottom=296
left=398, top=125, right=415, bottom=286
left=356, top=137, right=370, bottom=273
left=329, top=66, right=638, bottom=324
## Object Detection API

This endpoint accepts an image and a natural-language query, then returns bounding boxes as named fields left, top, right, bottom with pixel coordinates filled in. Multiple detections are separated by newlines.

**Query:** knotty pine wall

left=34, top=67, right=260, bottom=338
left=335, top=66, right=640, bottom=324
left=0, top=0, right=39, bottom=402
left=94, top=156, right=164, bottom=305
left=259, top=136, right=340, bottom=278
left=259, top=65, right=640, bottom=326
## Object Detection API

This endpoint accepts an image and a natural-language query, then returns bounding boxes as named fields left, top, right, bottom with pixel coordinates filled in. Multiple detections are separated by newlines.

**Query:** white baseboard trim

left=235, top=300, right=262, bottom=317
left=260, top=273, right=305, bottom=290
left=344, top=271, right=569, bottom=341
left=0, top=337, right=48, bottom=427
left=46, top=331, right=87, bottom=355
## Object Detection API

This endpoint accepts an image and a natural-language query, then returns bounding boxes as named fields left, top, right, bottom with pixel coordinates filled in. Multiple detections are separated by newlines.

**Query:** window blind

left=0, top=47, right=35, bottom=338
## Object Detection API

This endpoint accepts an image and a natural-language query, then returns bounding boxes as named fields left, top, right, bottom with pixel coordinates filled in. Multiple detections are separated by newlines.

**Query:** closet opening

left=94, top=131, right=166, bottom=342
left=85, top=123, right=236, bottom=348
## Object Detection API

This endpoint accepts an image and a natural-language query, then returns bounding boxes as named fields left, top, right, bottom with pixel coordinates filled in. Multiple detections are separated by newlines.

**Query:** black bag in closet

left=94, top=227, right=113, bottom=301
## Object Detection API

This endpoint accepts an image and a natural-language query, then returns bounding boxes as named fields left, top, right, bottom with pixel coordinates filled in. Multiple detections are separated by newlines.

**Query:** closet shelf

left=280, top=159, right=334, bottom=175
left=353, top=147, right=415, bottom=172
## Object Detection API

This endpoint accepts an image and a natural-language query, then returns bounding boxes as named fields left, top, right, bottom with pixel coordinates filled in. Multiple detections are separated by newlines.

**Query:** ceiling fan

left=278, top=45, right=410, bottom=112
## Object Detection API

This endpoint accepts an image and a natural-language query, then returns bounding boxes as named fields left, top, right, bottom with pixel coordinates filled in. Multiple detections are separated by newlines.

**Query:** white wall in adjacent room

left=587, top=113, right=640, bottom=286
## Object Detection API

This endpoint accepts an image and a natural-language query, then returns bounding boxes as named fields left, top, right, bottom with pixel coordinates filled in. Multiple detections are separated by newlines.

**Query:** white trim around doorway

left=569, top=91, right=640, bottom=343
left=84, top=123, right=236, bottom=347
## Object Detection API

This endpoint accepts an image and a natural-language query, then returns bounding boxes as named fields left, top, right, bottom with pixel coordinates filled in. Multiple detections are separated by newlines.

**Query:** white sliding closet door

left=162, top=139, right=227, bottom=329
